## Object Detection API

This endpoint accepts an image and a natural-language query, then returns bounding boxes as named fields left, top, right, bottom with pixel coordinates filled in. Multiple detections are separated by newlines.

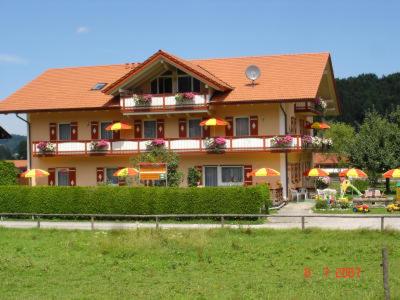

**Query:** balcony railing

left=120, top=93, right=210, bottom=114
left=294, top=101, right=321, bottom=115
left=32, top=135, right=304, bottom=157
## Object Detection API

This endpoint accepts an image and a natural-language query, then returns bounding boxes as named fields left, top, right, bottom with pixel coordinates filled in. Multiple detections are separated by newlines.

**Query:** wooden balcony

left=120, top=93, right=210, bottom=115
left=294, top=101, right=322, bottom=116
left=32, top=135, right=304, bottom=157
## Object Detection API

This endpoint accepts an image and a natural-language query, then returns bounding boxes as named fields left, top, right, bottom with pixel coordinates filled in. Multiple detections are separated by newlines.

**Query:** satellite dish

left=245, top=65, right=261, bottom=83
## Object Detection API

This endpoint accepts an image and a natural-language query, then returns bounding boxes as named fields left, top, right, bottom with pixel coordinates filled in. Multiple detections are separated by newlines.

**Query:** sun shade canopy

left=339, top=168, right=368, bottom=178
left=248, top=168, right=280, bottom=177
left=303, top=168, right=330, bottom=177
left=199, top=117, right=229, bottom=126
left=383, top=169, right=400, bottom=179
left=105, top=122, right=132, bottom=131
left=21, top=169, right=50, bottom=178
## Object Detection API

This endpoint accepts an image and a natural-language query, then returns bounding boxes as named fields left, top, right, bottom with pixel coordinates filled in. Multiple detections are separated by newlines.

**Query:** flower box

left=314, top=97, right=327, bottom=112
left=205, top=137, right=226, bottom=153
left=146, top=138, right=166, bottom=150
left=271, top=135, right=293, bottom=147
left=37, top=141, right=55, bottom=154
left=89, top=140, right=109, bottom=152
left=175, top=92, right=195, bottom=104
left=133, top=94, right=152, bottom=106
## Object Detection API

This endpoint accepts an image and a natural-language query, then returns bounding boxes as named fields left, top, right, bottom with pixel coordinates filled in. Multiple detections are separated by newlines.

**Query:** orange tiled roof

left=313, top=153, right=348, bottom=165
left=0, top=51, right=331, bottom=112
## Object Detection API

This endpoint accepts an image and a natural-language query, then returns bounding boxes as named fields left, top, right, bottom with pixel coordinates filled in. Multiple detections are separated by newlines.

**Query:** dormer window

left=91, top=83, right=107, bottom=90
left=177, top=71, right=200, bottom=93
left=151, top=71, right=172, bottom=94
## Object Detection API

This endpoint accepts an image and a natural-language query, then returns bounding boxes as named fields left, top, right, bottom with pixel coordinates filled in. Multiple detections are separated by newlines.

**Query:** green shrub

left=0, top=185, right=271, bottom=215
left=315, top=199, right=328, bottom=209
left=0, top=161, right=19, bottom=185
left=187, top=167, right=201, bottom=187
left=351, top=180, right=369, bottom=193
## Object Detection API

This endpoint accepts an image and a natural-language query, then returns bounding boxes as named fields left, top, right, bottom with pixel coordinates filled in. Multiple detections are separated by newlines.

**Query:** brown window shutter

left=134, top=120, right=142, bottom=138
left=195, top=165, right=203, bottom=185
left=48, top=168, right=55, bottom=186
left=244, top=165, right=253, bottom=186
left=202, top=117, right=210, bottom=138
left=69, top=168, right=76, bottom=186
left=112, top=120, right=120, bottom=140
left=225, top=117, right=233, bottom=136
left=156, top=119, right=165, bottom=138
left=49, top=123, right=57, bottom=141
left=91, top=121, right=99, bottom=140
left=70, top=122, right=78, bottom=141
left=250, top=116, right=258, bottom=136
left=96, top=167, right=104, bottom=183
left=179, top=118, right=187, bottom=138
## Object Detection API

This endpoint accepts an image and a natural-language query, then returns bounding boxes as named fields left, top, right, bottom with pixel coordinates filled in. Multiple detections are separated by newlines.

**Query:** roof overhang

left=0, top=126, right=11, bottom=139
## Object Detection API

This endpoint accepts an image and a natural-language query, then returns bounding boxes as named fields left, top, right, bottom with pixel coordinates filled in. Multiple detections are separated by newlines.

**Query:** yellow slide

left=340, top=180, right=362, bottom=197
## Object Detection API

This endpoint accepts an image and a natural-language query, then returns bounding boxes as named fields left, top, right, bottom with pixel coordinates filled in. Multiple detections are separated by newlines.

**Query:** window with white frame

left=203, top=165, right=244, bottom=186
left=56, top=169, right=70, bottom=186
left=58, top=123, right=71, bottom=140
left=100, top=121, right=113, bottom=139
left=143, top=120, right=157, bottom=139
left=177, top=70, right=201, bottom=93
left=234, top=117, right=250, bottom=136
left=105, top=167, right=119, bottom=185
left=151, top=71, right=173, bottom=94
left=188, top=119, right=202, bottom=138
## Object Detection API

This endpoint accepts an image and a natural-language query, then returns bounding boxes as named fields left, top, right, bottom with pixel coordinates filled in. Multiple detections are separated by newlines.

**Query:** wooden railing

left=120, top=93, right=210, bottom=113
left=32, top=135, right=303, bottom=157
left=294, top=101, right=321, bottom=115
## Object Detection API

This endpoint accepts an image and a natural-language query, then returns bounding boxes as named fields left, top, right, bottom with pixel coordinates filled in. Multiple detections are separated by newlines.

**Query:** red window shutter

left=49, top=123, right=57, bottom=141
left=70, top=122, right=78, bottom=141
left=112, top=120, right=120, bottom=140
left=134, top=120, right=142, bottom=138
left=195, top=165, right=203, bottom=185
left=250, top=116, right=258, bottom=136
left=96, top=167, right=104, bottom=183
left=91, top=121, right=99, bottom=140
left=244, top=165, right=253, bottom=186
left=225, top=117, right=233, bottom=136
left=156, top=119, right=165, bottom=138
left=179, top=118, right=187, bottom=138
left=69, top=168, right=76, bottom=186
left=48, top=168, right=55, bottom=186
left=202, top=117, right=210, bottom=138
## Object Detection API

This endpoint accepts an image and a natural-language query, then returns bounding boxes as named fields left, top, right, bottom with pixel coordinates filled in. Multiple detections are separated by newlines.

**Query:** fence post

left=156, top=216, right=159, bottom=229
left=301, top=216, right=305, bottom=230
left=37, top=216, right=40, bottom=229
left=382, top=247, right=390, bottom=300
left=221, top=216, right=224, bottom=228
left=381, top=217, right=385, bottom=232
left=91, top=216, right=94, bottom=231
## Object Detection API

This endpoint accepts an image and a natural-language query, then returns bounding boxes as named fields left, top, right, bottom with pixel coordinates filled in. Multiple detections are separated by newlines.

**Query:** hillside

left=0, top=134, right=27, bottom=159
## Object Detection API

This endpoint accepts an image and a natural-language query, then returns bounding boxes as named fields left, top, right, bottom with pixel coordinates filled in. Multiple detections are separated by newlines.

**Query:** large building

left=0, top=50, right=339, bottom=200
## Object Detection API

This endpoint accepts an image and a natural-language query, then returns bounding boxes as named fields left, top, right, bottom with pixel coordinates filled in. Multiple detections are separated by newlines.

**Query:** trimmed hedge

left=0, top=185, right=270, bottom=215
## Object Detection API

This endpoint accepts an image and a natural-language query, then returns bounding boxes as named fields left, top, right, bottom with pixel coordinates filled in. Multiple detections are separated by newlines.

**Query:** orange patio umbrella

left=113, top=167, right=139, bottom=177
left=382, top=168, right=400, bottom=179
left=303, top=168, right=330, bottom=177
left=199, top=117, right=229, bottom=126
left=248, top=168, right=280, bottom=177
left=106, top=122, right=132, bottom=131
left=339, top=168, right=368, bottom=178
left=306, top=122, right=330, bottom=130
left=20, top=169, right=50, bottom=178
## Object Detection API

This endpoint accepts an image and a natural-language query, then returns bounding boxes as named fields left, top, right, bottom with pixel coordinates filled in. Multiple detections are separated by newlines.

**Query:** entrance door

left=204, top=166, right=218, bottom=186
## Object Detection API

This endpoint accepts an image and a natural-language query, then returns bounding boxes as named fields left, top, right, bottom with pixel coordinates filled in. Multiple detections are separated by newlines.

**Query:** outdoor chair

left=299, top=188, right=308, bottom=200
left=290, top=189, right=302, bottom=202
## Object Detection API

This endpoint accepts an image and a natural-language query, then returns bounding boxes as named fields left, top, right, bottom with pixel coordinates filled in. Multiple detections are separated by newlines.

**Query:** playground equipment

left=353, top=204, right=370, bottom=213
left=340, top=179, right=362, bottom=198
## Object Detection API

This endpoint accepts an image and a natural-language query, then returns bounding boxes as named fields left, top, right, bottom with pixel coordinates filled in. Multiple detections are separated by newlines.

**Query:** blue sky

left=1, top=0, right=399, bottom=135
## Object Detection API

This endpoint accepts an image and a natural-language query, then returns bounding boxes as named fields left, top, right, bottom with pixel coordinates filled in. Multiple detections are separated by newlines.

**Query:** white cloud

left=0, top=54, right=27, bottom=65
left=76, top=26, right=90, bottom=34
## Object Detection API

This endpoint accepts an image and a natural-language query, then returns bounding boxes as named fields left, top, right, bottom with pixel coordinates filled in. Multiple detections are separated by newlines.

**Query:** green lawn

left=1, top=228, right=399, bottom=299
left=313, top=207, right=400, bottom=214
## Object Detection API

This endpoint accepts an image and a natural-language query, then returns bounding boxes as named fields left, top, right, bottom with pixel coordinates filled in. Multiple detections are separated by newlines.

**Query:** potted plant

left=205, top=137, right=226, bottom=153
left=321, top=137, right=333, bottom=151
left=89, top=140, right=109, bottom=152
left=175, top=92, right=195, bottom=104
left=271, top=135, right=293, bottom=147
left=133, top=94, right=152, bottom=106
left=37, top=141, right=55, bottom=154
left=301, top=135, right=313, bottom=148
left=314, top=97, right=327, bottom=112
left=146, top=138, right=166, bottom=150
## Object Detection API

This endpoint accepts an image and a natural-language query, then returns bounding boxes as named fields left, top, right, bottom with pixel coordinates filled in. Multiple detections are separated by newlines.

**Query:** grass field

left=1, top=228, right=399, bottom=299
left=313, top=207, right=400, bottom=214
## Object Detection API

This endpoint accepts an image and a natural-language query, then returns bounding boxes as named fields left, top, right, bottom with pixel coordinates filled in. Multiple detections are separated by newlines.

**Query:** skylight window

left=91, top=83, right=107, bottom=90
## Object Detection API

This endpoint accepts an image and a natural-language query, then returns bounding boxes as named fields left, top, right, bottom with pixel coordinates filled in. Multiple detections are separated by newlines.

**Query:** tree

left=0, top=145, right=12, bottom=160
left=187, top=167, right=201, bottom=187
left=131, top=145, right=183, bottom=187
left=0, top=161, right=19, bottom=185
left=16, top=140, right=27, bottom=159
left=347, top=111, right=400, bottom=186
left=323, top=122, right=355, bottom=166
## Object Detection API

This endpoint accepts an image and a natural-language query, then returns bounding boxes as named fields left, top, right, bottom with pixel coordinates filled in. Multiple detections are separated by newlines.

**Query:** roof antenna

left=245, top=65, right=261, bottom=86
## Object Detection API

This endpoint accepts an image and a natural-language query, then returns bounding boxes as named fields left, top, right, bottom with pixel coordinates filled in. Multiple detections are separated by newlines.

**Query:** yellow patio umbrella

left=105, top=122, right=132, bottom=131
left=20, top=169, right=50, bottom=178
left=199, top=117, right=229, bottom=126
left=303, top=168, right=330, bottom=177
left=113, top=167, right=139, bottom=177
left=383, top=168, right=400, bottom=179
left=339, top=168, right=367, bottom=178
left=310, top=122, right=330, bottom=130
left=248, top=168, right=280, bottom=177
